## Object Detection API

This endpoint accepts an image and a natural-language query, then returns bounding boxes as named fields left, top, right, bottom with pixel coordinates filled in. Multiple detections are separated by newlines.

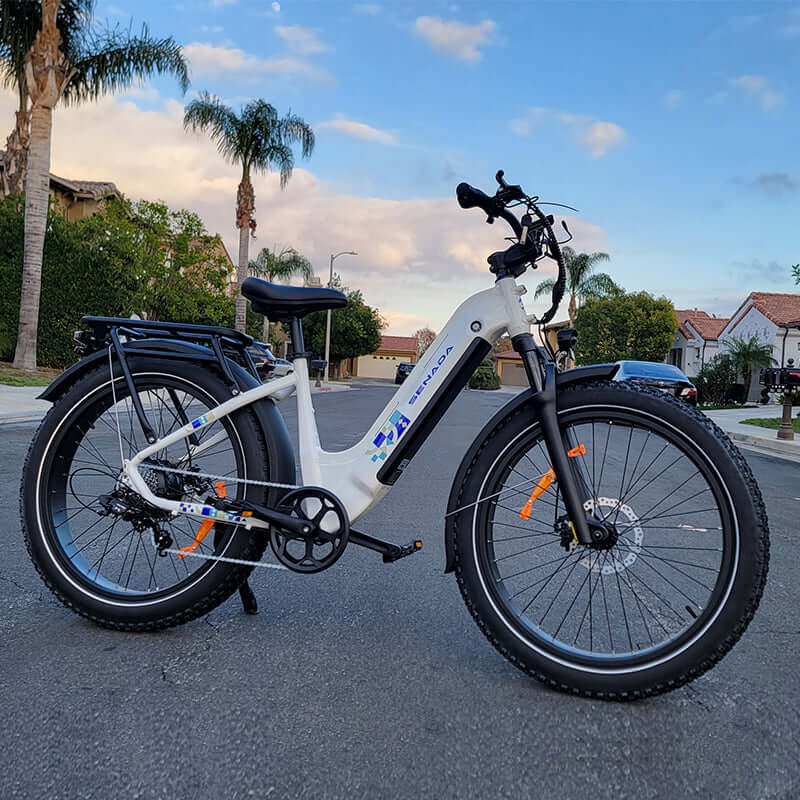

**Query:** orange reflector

left=520, top=468, right=555, bottom=520
left=215, top=481, right=227, bottom=498
left=519, top=444, right=586, bottom=520
left=178, top=518, right=214, bottom=559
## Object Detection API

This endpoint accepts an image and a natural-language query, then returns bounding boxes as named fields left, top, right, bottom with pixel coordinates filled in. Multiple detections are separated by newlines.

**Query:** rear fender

left=443, top=363, right=618, bottom=573
left=39, top=339, right=296, bottom=490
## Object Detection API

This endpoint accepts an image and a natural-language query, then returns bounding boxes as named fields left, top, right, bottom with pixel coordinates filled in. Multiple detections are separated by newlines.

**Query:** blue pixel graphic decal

left=366, top=409, right=411, bottom=462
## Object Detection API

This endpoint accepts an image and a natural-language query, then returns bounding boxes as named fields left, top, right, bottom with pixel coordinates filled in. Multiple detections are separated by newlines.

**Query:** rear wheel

left=453, top=381, right=769, bottom=699
left=21, top=358, right=272, bottom=631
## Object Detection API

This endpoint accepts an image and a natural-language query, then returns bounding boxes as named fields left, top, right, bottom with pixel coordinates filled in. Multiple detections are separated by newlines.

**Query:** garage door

left=357, top=355, right=401, bottom=379
left=500, top=361, right=527, bottom=386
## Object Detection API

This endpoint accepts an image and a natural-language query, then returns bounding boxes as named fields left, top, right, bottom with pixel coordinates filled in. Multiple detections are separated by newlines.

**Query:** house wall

left=356, top=349, right=416, bottom=379
left=497, top=359, right=527, bottom=386
left=720, top=307, right=782, bottom=401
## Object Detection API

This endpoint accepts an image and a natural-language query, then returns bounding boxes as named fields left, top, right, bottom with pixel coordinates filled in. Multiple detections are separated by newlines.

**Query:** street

left=1, top=383, right=798, bottom=800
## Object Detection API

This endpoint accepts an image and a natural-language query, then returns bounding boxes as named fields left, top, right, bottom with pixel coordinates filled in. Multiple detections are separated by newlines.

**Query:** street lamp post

left=324, top=250, right=357, bottom=383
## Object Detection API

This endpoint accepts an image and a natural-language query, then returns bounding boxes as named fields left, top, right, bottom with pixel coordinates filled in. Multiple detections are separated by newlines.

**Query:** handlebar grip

left=456, top=182, right=494, bottom=212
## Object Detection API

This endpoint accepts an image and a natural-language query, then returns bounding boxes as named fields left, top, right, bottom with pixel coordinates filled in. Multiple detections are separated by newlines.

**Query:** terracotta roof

left=494, top=350, right=522, bottom=360
left=49, top=173, right=119, bottom=199
left=685, top=315, right=729, bottom=341
left=742, top=292, right=800, bottom=327
left=379, top=335, right=417, bottom=352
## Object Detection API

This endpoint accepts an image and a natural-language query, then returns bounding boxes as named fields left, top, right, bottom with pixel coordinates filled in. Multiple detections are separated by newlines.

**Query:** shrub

left=469, top=366, right=500, bottom=390
left=694, top=353, right=739, bottom=405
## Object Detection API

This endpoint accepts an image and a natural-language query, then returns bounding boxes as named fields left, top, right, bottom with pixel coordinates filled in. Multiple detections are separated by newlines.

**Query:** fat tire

left=21, top=358, right=272, bottom=632
left=452, top=380, right=769, bottom=700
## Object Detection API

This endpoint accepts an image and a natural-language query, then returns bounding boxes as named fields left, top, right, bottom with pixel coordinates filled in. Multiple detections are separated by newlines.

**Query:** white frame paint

left=123, top=276, right=534, bottom=528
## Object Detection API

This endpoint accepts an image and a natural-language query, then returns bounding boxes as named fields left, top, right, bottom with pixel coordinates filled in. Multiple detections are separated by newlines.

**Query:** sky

left=4, top=0, right=799, bottom=335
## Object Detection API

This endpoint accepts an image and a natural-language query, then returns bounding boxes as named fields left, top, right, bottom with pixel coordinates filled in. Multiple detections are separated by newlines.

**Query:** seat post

left=288, top=317, right=308, bottom=360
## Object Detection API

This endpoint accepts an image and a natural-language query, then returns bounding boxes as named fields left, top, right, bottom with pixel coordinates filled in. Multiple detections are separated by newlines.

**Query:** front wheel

left=452, top=381, right=769, bottom=699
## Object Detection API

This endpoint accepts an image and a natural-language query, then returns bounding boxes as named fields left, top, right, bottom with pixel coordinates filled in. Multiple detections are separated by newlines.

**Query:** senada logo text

left=408, top=345, right=454, bottom=406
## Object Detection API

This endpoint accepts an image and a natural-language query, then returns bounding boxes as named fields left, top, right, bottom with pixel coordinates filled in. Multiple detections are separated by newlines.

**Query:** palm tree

left=248, top=246, right=313, bottom=343
left=8, top=0, right=188, bottom=370
left=725, top=335, right=776, bottom=401
left=533, top=246, right=618, bottom=325
left=184, top=93, right=314, bottom=333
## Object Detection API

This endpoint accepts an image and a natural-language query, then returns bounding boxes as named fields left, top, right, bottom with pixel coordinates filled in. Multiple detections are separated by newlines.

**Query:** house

left=353, top=335, right=418, bottom=379
left=48, top=173, right=120, bottom=221
left=668, top=310, right=729, bottom=377
left=494, top=350, right=527, bottom=386
left=717, top=292, right=800, bottom=399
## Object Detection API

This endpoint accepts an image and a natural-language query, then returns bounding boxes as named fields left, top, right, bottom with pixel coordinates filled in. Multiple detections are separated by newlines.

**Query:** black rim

left=475, top=406, right=736, bottom=670
left=38, top=373, right=249, bottom=600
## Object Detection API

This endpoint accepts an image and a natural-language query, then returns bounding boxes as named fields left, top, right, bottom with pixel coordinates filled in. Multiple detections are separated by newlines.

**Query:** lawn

left=741, top=416, right=800, bottom=433
left=0, top=361, right=60, bottom=387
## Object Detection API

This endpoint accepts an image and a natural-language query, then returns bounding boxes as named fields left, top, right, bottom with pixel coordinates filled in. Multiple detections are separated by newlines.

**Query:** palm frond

left=533, top=277, right=556, bottom=300
left=579, top=272, right=620, bottom=300
left=63, top=22, right=188, bottom=105
left=183, top=92, right=241, bottom=162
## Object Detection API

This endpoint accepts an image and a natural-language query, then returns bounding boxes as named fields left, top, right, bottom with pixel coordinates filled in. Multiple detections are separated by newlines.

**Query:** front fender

left=39, top=340, right=296, bottom=490
left=443, top=363, right=618, bottom=573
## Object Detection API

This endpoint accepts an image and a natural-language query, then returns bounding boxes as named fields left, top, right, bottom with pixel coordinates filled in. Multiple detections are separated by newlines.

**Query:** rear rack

left=75, top=316, right=261, bottom=444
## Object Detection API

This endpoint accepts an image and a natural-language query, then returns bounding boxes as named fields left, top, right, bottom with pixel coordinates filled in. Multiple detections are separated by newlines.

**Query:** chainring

left=269, top=487, right=350, bottom=573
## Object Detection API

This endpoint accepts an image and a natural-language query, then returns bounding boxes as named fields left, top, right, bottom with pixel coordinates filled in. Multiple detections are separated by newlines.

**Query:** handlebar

left=456, top=182, right=523, bottom=239
left=455, top=172, right=566, bottom=325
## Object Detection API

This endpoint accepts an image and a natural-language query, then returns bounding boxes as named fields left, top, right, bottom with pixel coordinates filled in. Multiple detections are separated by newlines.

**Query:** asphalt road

left=1, top=384, right=798, bottom=800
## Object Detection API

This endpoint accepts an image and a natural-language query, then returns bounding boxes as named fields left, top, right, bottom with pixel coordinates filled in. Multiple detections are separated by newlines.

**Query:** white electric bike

left=21, top=172, right=769, bottom=699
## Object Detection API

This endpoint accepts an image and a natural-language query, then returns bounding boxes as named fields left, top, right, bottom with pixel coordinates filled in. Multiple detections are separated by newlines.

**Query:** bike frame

left=123, top=276, right=538, bottom=530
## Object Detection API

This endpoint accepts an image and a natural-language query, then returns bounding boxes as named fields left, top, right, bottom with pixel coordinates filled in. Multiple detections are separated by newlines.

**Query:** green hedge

left=469, top=366, right=500, bottom=390
left=0, top=196, right=236, bottom=368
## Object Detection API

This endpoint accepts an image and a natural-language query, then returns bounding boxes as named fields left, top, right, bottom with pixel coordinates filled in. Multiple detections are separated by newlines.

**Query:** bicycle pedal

left=382, top=539, right=423, bottom=563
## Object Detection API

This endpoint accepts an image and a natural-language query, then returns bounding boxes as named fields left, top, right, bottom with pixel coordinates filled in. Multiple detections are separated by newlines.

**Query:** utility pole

left=324, top=250, right=357, bottom=382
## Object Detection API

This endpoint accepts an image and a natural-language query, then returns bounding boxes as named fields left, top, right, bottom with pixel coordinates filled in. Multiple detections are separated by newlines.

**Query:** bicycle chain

left=143, top=462, right=300, bottom=491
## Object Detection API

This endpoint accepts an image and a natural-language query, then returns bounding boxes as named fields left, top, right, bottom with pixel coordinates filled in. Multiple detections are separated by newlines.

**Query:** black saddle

left=241, top=277, right=347, bottom=321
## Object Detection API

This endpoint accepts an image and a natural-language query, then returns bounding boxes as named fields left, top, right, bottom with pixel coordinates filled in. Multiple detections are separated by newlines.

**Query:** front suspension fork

left=512, top=333, right=603, bottom=547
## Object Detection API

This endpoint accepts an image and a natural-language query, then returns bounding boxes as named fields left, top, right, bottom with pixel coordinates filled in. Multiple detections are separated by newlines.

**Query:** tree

left=573, top=291, right=678, bottom=365
left=724, top=334, right=776, bottom=400
left=8, top=0, right=188, bottom=370
left=0, top=193, right=234, bottom=367
left=302, top=288, right=383, bottom=365
left=249, top=245, right=313, bottom=343
left=184, top=92, right=314, bottom=334
left=533, top=246, right=619, bottom=325
left=413, top=326, right=436, bottom=358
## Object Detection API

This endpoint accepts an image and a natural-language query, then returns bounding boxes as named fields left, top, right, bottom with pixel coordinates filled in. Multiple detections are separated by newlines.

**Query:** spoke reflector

left=178, top=519, right=215, bottom=559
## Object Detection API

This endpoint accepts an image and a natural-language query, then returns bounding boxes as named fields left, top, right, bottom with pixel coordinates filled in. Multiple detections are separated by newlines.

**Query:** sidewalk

left=0, top=379, right=351, bottom=427
left=702, top=406, right=800, bottom=461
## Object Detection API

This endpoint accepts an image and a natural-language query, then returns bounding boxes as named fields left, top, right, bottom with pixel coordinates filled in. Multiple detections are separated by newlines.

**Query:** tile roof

left=494, top=349, right=522, bottom=360
left=742, top=292, right=800, bottom=327
left=674, top=309, right=727, bottom=341
left=49, top=173, right=119, bottom=199
left=379, top=335, right=418, bottom=352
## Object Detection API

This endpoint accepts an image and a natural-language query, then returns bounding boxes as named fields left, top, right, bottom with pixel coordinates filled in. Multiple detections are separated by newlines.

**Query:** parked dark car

left=246, top=342, right=277, bottom=380
left=614, top=360, right=697, bottom=405
left=395, top=362, right=415, bottom=384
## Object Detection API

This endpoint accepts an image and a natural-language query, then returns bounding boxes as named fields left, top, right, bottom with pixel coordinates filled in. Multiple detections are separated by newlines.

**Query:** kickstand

left=238, top=580, right=258, bottom=615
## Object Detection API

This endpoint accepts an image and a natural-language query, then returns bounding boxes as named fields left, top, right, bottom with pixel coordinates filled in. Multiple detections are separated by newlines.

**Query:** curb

left=0, top=411, right=45, bottom=426
left=723, top=429, right=800, bottom=461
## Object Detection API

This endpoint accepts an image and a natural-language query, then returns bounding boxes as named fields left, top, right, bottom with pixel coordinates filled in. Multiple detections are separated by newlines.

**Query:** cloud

left=271, top=1, right=280, bottom=10
left=750, top=172, right=799, bottom=195
left=730, top=75, right=783, bottom=110
left=732, top=259, right=792, bottom=286
left=183, top=42, right=334, bottom=86
left=275, top=25, right=328, bottom=55
left=664, top=89, right=682, bottom=109
left=353, top=3, right=381, bottom=14
left=414, top=17, right=496, bottom=62
left=317, top=116, right=395, bottom=145
left=9, top=90, right=606, bottom=334
left=510, top=107, right=626, bottom=158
